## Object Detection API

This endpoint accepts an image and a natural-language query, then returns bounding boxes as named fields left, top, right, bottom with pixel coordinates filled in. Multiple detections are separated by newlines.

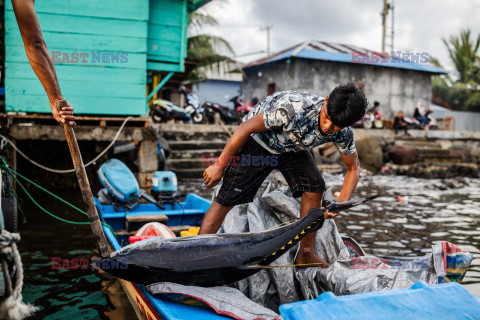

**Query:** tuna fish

left=99, top=195, right=377, bottom=286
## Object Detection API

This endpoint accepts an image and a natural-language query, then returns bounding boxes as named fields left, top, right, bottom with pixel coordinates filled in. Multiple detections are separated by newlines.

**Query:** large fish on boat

left=99, top=196, right=377, bottom=286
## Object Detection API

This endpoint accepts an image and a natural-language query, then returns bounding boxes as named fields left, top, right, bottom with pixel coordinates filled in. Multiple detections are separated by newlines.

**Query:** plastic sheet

left=147, top=178, right=472, bottom=320
left=218, top=181, right=470, bottom=312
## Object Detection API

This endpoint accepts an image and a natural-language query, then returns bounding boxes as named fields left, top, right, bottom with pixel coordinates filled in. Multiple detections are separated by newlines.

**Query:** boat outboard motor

left=151, top=171, right=178, bottom=209
left=97, top=159, right=165, bottom=211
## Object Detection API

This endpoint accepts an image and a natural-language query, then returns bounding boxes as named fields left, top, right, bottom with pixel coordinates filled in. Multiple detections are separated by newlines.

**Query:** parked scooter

left=150, top=99, right=190, bottom=123
left=203, top=101, right=239, bottom=124
left=230, top=96, right=252, bottom=120
left=179, top=85, right=205, bottom=124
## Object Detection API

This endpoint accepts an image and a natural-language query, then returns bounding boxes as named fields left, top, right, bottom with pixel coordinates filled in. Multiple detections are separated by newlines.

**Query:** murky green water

left=16, top=174, right=480, bottom=319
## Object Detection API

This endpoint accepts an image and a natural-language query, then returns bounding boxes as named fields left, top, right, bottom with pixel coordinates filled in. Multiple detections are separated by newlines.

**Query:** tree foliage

left=432, top=30, right=480, bottom=112
left=186, top=10, right=238, bottom=83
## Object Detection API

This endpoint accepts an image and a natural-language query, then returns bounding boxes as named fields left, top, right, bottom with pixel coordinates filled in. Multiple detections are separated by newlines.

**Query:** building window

left=267, top=82, right=276, bottom=96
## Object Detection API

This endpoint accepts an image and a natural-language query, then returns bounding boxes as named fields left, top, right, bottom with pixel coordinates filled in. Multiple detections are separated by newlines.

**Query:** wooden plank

left=1, top=113, right=148, bottom=122
left=5, top=62, right=146, bottom=84
left=5, top=0, right=149, bottom=21
left=147, top=61, right=182, bottom=72
left=147, top=40, right=182, bottom=61
left=5, top=31, right=147, bottom=54
left=4, top=13, right=148, bottom=39
left=126, top=214, right=169, bottom=223
left=6, top=79, right=146, bottom=99
left=147, top=0, right=187, bottom=69
left=4, top=0, right=149, bottom=116
left=9, top=125, right=146, bottom=142
left=5, top=95, right=148, bottom=115
left=148, top=25, right=182, bottom=42
left=6, top=48, right=146, bottom=70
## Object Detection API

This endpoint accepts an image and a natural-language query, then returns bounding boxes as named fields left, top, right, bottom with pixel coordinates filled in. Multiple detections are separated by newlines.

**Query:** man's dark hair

left=326, top=83, right=368, bottom=128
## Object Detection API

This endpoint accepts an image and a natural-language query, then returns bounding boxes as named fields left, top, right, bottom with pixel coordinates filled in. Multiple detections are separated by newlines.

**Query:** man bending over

left=201, top=83, right=367, bottom=267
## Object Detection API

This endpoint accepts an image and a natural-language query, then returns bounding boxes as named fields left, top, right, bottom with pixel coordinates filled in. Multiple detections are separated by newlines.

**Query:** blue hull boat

left=92, top=159, right=478, bottom=319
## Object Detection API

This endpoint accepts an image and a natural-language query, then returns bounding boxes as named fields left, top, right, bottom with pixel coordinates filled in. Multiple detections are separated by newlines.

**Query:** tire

left=151, top=113, right=164, bottom=123
left=192, top=112, right=205, bottom=124
left=2, top=196, right=18, bottom=233
left=374, top=119, right=384, bottom=129
left=362, top=119, right=372, bottom=129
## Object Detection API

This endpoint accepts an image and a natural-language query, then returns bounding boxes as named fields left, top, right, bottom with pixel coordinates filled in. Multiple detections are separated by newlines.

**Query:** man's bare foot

left=295, top=250, right=330, bottom=268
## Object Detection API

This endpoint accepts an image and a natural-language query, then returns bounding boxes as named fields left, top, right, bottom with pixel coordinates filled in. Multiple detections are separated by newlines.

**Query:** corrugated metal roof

left=243, top=40, right=447, bottom=74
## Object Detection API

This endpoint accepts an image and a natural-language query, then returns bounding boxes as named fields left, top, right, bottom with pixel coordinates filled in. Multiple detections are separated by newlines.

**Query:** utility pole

left=261, top=25, right=273, bottom=55
left=381, top=0, right=394, bottom=53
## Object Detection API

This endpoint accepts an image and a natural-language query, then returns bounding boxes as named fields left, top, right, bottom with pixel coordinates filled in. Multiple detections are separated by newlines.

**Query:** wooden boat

left=95, top=194, right=239, bottom=319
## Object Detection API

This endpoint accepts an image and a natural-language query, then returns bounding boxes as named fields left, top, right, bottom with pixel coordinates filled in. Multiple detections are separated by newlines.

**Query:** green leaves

left=186, top=11, right=239, bottom=83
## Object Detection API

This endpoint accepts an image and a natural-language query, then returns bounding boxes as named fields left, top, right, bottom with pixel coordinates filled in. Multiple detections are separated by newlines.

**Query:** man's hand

left=324, top=209, right=339, bottom=219
left=203, top=164, right=226, bottom=189
left=51, top=100, right=75, bottom=126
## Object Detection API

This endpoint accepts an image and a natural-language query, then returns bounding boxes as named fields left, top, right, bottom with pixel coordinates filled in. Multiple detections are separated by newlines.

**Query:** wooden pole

left=56, top=100, right=111, bottom=258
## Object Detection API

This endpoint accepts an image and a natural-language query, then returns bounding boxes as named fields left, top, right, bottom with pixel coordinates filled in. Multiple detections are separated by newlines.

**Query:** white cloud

left=200, top=0, right=480, bottom=74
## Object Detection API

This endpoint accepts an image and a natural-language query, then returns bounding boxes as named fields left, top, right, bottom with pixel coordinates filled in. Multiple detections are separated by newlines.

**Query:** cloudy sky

left=199, top=0, right=480, bottom=74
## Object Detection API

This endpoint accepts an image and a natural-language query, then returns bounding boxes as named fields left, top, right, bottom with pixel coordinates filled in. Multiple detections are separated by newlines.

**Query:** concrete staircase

left=154, top=123, right=235, bottom=180
left=394, top=140, right=462, bottom=163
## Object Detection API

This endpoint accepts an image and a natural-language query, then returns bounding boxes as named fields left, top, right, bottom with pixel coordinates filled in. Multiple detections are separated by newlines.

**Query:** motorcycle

left=180, top=85, right=205, bottom=124
left=230, top=96, right=252, bottom=120
left=150, top=99, right=190, bottom=123
left=355, top=108, right=384, bottom=129
left=203, top=101, right=239, bottom=124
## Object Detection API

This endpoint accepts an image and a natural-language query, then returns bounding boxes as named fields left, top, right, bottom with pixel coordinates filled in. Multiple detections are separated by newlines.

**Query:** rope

left=0, top=230, right=38, bottom=320
left=0, top=116, right=133, bottom=174
left=0, top=158, right=115, bottom=234
left=216, top=118, right=233, bottom=137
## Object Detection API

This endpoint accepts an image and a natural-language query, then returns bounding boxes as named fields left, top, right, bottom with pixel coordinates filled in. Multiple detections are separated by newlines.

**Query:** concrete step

left=169, top=158, right=207, bottom=169
left=418, top=154, right=463, bottom=163
left=395, top=140, right=443, bottom=149
left=167, top=140, right=227, bottom=150
left=416, top=148, right=451, bottom=156
left=155, top=123, right=236, bottom=141
left=174, top=168, right=206, bottom=179
left=170, top=148, right=222, bottom=159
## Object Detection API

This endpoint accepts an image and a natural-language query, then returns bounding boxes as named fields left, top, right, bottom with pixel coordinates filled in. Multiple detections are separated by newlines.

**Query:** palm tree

left=185, top=11, right=238, bottom=82
left=442, top=30, right=480, bottom=83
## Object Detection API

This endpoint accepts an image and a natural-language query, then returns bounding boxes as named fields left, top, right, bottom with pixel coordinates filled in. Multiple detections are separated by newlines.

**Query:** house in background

left=193, top=69, right=242, bottom=107
left=3, top=0, right=211, bottom=116
left=241, top=40, right=447, bottom=119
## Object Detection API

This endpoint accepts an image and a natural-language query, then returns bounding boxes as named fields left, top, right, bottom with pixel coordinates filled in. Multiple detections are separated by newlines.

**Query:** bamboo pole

left=56, top=100, right=110, bottom=258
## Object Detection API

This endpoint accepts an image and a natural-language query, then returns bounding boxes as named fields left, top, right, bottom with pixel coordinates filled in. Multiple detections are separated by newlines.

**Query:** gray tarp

left=147, top=179, right=448, bottom=320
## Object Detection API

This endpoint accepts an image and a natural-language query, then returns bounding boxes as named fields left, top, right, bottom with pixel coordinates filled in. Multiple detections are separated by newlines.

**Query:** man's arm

left=11, top=0, right=74, bottom=125
left=328, top=151, right=360, bottom=218
left=203, top=113, right=267, bottom=188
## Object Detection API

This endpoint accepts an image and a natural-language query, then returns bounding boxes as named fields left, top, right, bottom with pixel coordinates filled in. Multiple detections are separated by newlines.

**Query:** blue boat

left=93, top=159, right=479, bottom=319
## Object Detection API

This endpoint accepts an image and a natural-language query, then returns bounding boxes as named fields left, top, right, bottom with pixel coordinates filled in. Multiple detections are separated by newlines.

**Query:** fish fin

left=326, top=193, right=381, bottom=213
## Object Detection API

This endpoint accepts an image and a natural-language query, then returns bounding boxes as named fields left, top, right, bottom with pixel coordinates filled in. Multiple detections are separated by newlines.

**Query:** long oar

left=56, top=100, right=110, bottom=258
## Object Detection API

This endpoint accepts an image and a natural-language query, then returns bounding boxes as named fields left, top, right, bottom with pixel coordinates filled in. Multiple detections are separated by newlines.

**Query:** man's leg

left=294, top=191, right=330, bottom=268
left=198, top=201, right=233, bottom=234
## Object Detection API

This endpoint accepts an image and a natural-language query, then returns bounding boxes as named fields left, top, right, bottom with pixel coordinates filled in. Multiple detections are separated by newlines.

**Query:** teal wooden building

left=4, top=0, right=210, bottom=115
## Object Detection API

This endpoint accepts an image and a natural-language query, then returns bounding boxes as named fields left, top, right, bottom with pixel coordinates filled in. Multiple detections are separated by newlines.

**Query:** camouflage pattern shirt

left=243, top=91, right=356, bottom=155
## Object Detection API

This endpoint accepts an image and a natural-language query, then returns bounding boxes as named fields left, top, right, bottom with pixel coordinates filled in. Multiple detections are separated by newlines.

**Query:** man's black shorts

left=215, top=137, right=326, bottom=207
